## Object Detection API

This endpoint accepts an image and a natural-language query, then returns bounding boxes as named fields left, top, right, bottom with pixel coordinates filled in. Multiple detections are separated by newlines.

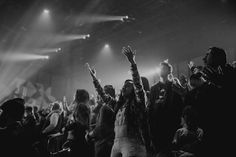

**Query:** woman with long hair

left=63, top=89, right=92, bottom=157
left=88, top=46, right=147, bottom=157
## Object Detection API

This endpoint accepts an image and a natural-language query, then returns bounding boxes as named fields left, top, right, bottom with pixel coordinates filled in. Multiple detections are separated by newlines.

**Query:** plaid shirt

left=93, top=63, right=146, bottom=139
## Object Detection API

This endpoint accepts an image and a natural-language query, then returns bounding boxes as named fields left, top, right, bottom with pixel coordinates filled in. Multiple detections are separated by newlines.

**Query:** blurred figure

left=42, top=102, right=63, bottom=135
left=149, top=61, right=184, bottom=157
left=188, top=73, right=205, bottom=90
left=172, top=106, right=203, bottom=157
left=38, top=102, right=64, bottom=156
left=201, top=47, right=235, bottom=88
left=0, top=98, right=29, bottom=156
left=189, top=47, right=235, bottom=157
left=23, top=106, right=36, bottom=127
left=22, top=106, right=37, bottom=155
left=87, top=46, right=147, bottom=157
left=179, top=74, right=188, bottom=89
left=63, top=89, right=92, bottom=157
left=232, top=60, right=236, bottom=68
left=86, top=85, right=115, bottom=157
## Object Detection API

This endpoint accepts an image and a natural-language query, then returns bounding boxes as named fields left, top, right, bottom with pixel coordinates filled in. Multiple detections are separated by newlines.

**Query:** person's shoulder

left=151, top=82, right=162, bottom=90
left=175, top=127, right=188, bottom=136
left=50, top=112, right=60, bottom=119
left=177, top=127, right=187, bottom=132
left=197, top=128, right=204, bottom=135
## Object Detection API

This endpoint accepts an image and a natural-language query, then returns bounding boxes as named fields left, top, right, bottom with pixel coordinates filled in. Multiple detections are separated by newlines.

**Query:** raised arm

left=122, top=46, right=145, bottom=104
left=86, top=63, right=115, bottom=106
left=62, top=96, right=70, bottom=113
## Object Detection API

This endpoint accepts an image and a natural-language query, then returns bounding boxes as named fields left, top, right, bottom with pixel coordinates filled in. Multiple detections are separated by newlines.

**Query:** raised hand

left=188, top=61, right=195, bottom=70
left=63, top=96, right=67, bottom=103
left=122, top=46, right=136, bottom=65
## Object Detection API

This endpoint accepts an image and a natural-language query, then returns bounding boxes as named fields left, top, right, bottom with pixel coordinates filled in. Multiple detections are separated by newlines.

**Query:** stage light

left=56, top=48, right=61, bottom=52
left=43, top=9, right=50, bottom=14
left=100, top=44, right=112, bottom=57
left=83, top=34, right=90, bottom=39
left=104, top=44, right=110, bottom=49
left=44, top=55, right=49, bottom=59
left=121, top=16, right=129, bottom=22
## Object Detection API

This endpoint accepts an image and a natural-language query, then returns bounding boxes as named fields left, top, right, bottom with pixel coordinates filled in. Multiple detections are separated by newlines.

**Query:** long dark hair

left=73, top=89, right=90, bottom=128
left=73, top=103, right=90, bottom=128
left=115, top=80, right=139, bottom=133
left=75, top=89, right=89, bottom=104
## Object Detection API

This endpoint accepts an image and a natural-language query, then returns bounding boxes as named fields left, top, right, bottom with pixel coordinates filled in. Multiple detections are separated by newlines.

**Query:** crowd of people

left=0, top=46, right=235, bottom=157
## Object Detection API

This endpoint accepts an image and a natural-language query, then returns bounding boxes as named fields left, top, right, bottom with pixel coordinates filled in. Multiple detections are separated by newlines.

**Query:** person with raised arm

left=86, top=63, right=115, bottom=157
left=87, top=46, right=147, bottom=157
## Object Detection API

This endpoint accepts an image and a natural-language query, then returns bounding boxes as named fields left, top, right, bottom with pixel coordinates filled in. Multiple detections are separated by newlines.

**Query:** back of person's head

left=75, top=89, right=90, bottom=104
left=104, top=85, right=116, bottom=98
left=189, top=72, right=203, bottom=88
left=182, top=106, right=198, bottom=130
left=25, top=106, right=33, bottom=113
left=0, top=98, right=25, bottom=121
left=51, top=102, right=61, bottom=111
left=204, top=47, right=227, bottom=67
left=73, top=103, right=90, bottom=127
left=33, top=106, right=38, bottom=112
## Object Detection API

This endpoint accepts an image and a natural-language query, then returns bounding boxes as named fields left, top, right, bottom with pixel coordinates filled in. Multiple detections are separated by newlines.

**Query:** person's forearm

left=93, top=79, right=113, bottom=104
left=131, top=63, right=145, bottom=104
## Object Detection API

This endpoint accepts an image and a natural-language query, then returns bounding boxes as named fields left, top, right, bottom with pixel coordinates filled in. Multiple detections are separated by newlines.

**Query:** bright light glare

left=0, top=53, right=50, bottom=61
left=56, top=48, right=61, bottom=52
left=44, top=56, right=49, bottom=59
left=156, top=67, right=161, bottom=74
left=104, top=44, right=110, bottom=49
left=76, top=15, right=132, bottom=24
left=64, top=35, right=89, bottom=40
left=100, top=44, right=112, bottom=57
left=43, top=9, right=50, bottom=14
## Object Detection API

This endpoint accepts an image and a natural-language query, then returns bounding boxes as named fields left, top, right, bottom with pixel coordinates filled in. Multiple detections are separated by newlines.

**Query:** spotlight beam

left=35, top=48, right=62, bottom=54
left=51, top=34, right=90, bottom=43
left=1, top=53, right=49, bottom=61
left=75, top=14, right=132, bottom=24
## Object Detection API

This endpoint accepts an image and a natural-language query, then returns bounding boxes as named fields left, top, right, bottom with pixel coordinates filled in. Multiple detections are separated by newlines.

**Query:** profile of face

left=203, top=50, right=213, bottom=66
left=122, top=81, right=134, bottom=97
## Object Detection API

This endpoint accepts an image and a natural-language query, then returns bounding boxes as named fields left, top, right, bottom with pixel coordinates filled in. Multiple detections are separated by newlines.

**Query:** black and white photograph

left=0, top=0, right=235, bottom=157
